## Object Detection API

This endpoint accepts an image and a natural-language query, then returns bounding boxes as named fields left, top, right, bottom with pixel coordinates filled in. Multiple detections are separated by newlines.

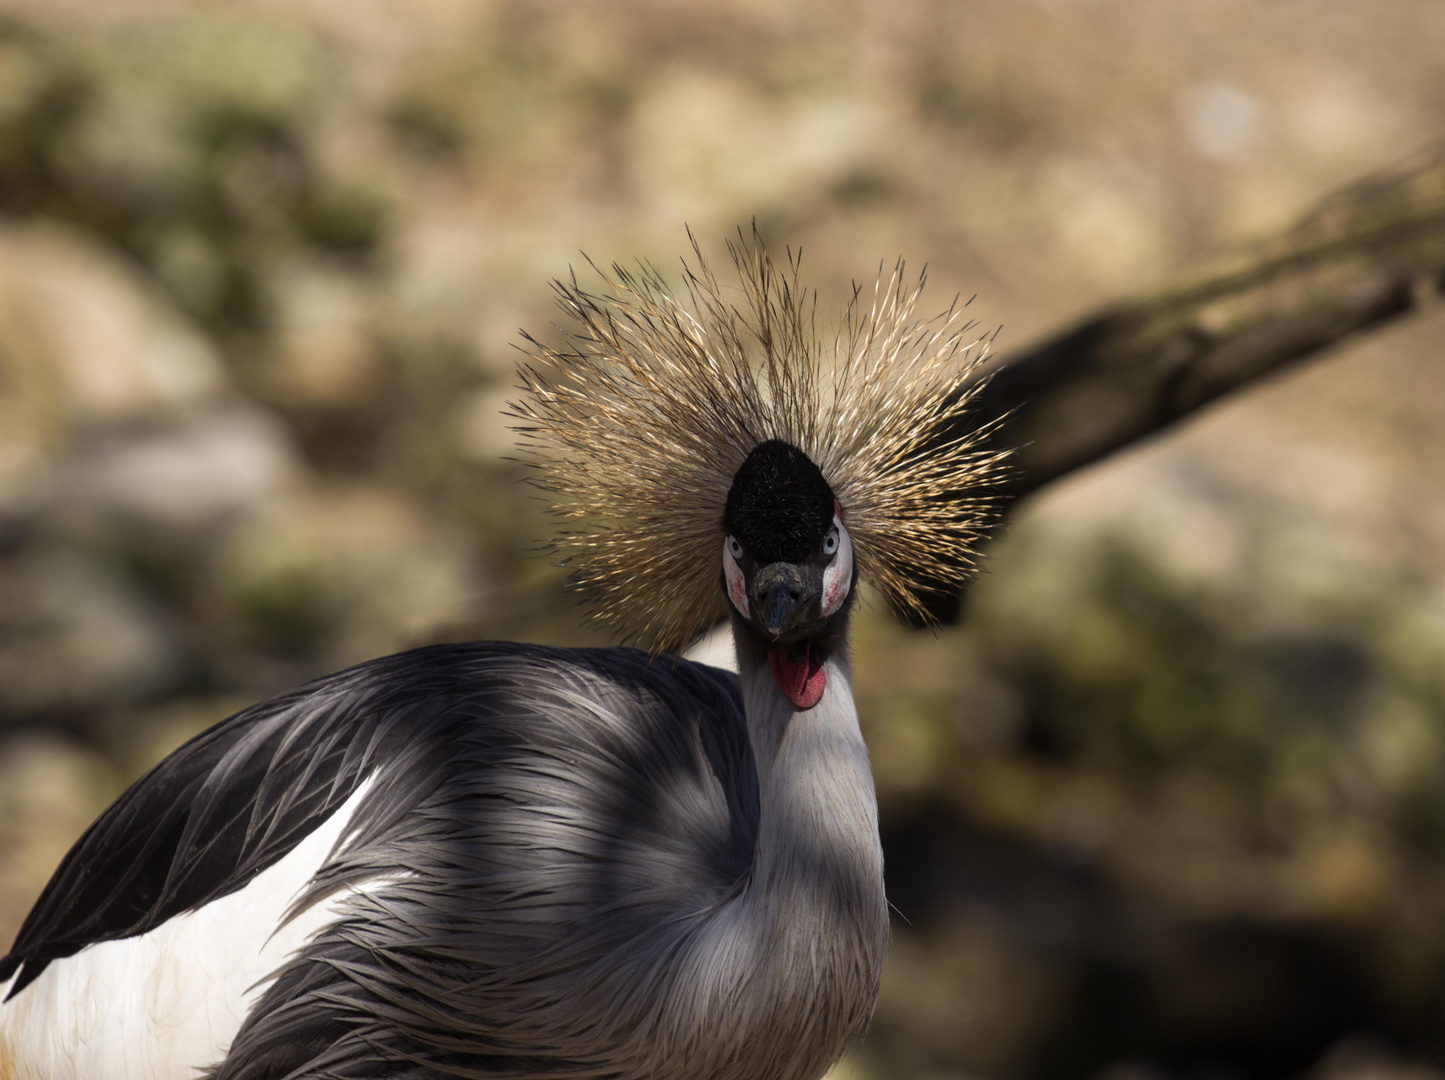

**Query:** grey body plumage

left=0, top=234, right=997, bottom=1080
left=223, top=641, right=885, bottom=1080
left=2, top=639, right=885, bottom=1080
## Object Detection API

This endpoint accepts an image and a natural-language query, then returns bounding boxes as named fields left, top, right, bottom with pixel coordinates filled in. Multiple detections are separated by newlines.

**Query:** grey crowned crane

left=0, top=235, right=1004, bottom=1080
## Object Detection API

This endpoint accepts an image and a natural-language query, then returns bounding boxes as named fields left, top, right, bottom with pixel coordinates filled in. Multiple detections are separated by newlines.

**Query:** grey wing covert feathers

left=2, top=642, right=759, bottom=1079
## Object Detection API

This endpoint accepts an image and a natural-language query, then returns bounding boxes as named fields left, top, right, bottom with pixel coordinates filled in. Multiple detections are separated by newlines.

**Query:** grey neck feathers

left=706, top=645, right=889, bottom=1080
left=739, top=648, right=885, bottom=925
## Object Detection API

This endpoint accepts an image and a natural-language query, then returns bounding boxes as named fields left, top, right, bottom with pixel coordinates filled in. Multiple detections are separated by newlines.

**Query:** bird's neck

left=728, top=636, right=888, bottom=1067
left=738, top=643, right=885, bottom=929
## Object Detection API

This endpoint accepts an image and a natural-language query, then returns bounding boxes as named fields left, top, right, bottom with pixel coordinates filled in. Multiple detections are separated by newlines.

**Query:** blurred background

left=0, top=1, right=1443, bottom=1077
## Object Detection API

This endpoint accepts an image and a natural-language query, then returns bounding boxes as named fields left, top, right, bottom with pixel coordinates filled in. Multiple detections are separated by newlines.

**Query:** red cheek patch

left=768, top=643, right=827, bottom=709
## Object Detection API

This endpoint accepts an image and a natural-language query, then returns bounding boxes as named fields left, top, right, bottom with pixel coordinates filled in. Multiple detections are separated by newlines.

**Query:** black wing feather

left=0, top=641, right=751, bottom=1022
left=2, top=640, right=757, bottom=1080
left=0, top=675, right=383, bottom=996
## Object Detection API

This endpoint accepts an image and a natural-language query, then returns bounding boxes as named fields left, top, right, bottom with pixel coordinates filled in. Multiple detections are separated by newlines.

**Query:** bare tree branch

left=925, top=146, right=1445, bottom=622
left=914, top=146, right=1445, bottom=622
left=982, top=147, right=1445, bottom=500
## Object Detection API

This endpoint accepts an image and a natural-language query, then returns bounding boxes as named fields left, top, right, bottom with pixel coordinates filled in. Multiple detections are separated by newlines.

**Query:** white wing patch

left=0, top=777, right=379, bottom=1080
left=821, top=515, right=853, bottom=617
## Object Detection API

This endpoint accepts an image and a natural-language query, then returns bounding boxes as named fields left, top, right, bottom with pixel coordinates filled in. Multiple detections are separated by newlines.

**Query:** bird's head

left=511, top=227, right=1010, bottom=689
left=722, top=440, right=855, bottom=707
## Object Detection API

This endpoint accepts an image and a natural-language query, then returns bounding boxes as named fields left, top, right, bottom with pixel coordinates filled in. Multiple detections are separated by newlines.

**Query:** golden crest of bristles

left=509, top=229, right=1011, bottom=655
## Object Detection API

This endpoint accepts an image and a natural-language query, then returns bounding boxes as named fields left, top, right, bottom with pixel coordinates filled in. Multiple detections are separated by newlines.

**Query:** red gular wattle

left=768, top=643, right=826, bottom=709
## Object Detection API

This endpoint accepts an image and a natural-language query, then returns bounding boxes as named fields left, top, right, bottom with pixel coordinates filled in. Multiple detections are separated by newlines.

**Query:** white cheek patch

left=723, top=541, right=749, bottom=617
left=821, top=515, right=853, bottom=617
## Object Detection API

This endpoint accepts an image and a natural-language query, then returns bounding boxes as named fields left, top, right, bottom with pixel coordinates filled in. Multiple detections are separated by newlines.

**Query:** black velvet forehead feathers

left=724, top=440, right=835, bottom=565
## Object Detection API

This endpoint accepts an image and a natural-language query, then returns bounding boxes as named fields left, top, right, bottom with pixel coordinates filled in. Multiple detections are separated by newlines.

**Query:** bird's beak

left=751, top=562, right=821, bottom=638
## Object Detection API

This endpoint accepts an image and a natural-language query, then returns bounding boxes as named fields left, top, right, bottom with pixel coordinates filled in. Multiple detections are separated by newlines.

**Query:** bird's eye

left=727, top=537, right=743, bottom=559
left=823, top=529, right=839, bottom=556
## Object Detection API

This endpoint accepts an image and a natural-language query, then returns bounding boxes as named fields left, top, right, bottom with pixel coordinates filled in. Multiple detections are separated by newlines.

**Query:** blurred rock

left=0, top=219, right=304, bottom=535
left=211, top=486, right=479, bottom=669
left=1039, top=158, right=1169, bottom=291
left=1181, top=83, right=1264, bottom=165
left=629, top=69, right=885, bottom=225
left=67, top=404, right=298, bottom=527
left=269, top=260, right=379, bottom=406
left=0, top=547, right=186, bottom=718
left=0, top=221, right=226, bottom=432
